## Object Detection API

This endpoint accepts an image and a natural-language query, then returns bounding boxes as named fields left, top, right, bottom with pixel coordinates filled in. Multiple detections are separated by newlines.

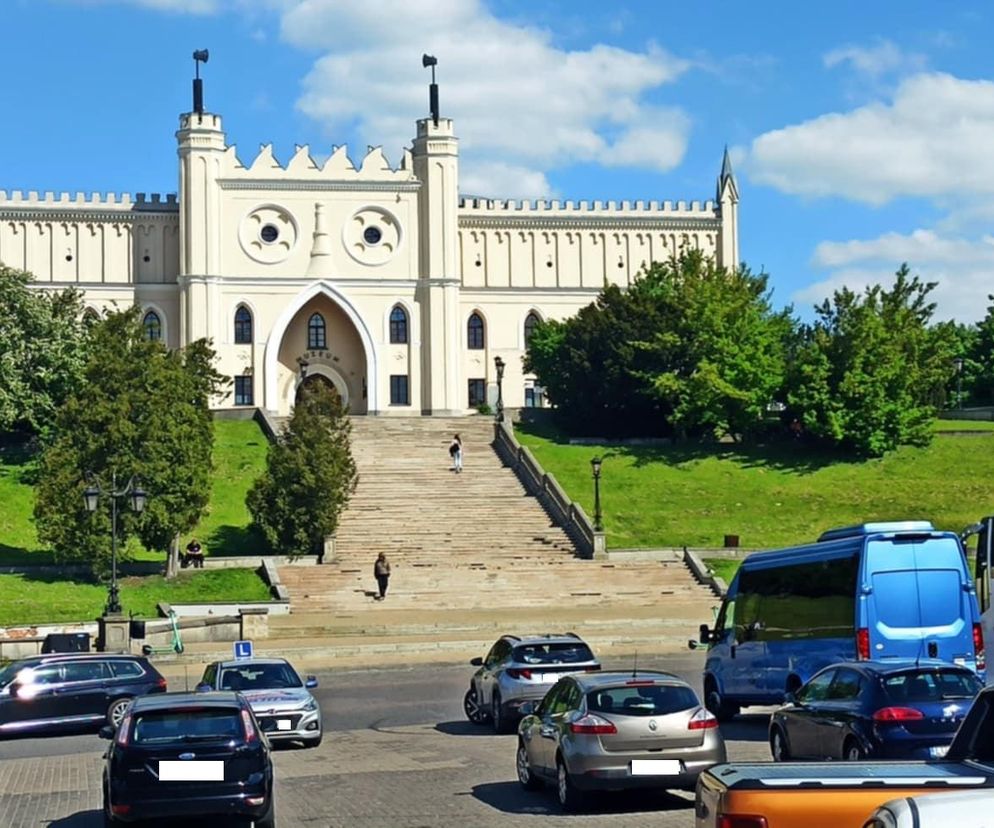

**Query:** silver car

left=464, top=633, right=601, bottom=734
left=516, top=670, right=726, bottom=811
left=198, top=658, right=322, bottom=747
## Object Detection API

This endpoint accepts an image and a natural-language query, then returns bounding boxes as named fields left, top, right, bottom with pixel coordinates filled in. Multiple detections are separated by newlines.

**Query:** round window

left=260, top=224, right=280, bottom=244
left=363, top=226, right=383, bottom=246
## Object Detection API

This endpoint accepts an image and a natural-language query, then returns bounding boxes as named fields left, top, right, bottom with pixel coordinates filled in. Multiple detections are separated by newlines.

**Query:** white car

left=864, top=790, right=994, bottom=828
left=198, top=657, right=322, bottom=747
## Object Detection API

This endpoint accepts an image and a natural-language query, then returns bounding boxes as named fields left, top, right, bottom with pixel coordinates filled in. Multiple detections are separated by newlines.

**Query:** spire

left=306, top=202, right=334, bottom=277
left=717, top=145, right=738, bottom=204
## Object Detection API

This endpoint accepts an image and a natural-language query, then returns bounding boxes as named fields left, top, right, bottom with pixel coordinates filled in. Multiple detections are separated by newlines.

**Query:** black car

left=101, top=691, right=275, bottom=826
left=769, top=659, right=983, bottom=761
left=0, top=653, right=167, bottom=736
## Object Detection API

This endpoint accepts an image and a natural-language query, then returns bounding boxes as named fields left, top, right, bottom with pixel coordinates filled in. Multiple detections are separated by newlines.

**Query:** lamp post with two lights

left=494, top=356, right=506, bottom=423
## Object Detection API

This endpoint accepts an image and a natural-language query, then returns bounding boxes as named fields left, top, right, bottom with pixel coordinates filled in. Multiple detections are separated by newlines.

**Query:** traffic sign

left=233, top=640, right=253, bottom=660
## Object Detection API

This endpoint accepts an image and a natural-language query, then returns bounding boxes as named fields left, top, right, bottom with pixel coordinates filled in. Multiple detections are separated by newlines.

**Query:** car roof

left=823, top=659, right=974, bottom=676
left=14, top=653, right=143, bottom=665
left=568, top=671, right=690, bottom=691
left=211, top=658, right=293, bottom=669
left=130, top=691, right=243, bottom=711
left=503, top=633, right=588, bottom=646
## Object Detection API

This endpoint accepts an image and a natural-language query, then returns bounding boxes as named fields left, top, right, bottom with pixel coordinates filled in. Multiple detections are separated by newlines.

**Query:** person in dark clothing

left=449, top=433, right=463, bottom=473
left=185, top=538, right=204, bottom=569
left=373, top=552, right=391, bottom=600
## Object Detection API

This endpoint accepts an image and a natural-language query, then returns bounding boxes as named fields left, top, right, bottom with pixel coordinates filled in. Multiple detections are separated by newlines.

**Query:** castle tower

left=176, top=108, right=226, bottom=344
left=412, top=116, right=462, bottom=414
left=717, top=147, right=740, bottom=269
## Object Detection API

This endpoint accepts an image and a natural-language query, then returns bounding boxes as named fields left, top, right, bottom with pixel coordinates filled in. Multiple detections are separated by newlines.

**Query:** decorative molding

left=0, top=209, right=178, bottom=222
left=459, top=215, right=721, bottom=232
left=219, top=180, right=421, bottom=193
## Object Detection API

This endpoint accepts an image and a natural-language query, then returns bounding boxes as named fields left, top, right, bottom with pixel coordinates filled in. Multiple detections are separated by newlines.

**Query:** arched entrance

left=295, top=368, right=346, bottom=407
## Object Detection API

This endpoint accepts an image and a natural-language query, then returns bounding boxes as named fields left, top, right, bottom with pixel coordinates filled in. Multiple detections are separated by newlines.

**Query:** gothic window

left=524, top=312, right=541, bottom=346
left=143, top=310, right=161, bottom=342
left=467, top=312, right=485, bottom=350
left=389, top=306, right=408, bottom=344
left=308, top=313, right=326, bottom=349
left=234, top=306, right=253, bottom=344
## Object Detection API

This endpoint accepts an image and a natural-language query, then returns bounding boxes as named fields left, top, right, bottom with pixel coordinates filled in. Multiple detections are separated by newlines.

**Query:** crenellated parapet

left=0, top=190, right=178, bottom=218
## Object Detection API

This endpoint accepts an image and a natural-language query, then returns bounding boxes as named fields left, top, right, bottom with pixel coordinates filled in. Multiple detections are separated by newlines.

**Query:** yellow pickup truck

left=694, top=685, right=994, bottom=828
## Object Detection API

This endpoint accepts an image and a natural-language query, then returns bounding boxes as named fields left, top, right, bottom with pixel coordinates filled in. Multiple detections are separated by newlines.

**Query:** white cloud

left=747, top=72, right=994, bottom=205
left=458, top=162, right=553, bottom=201
left=823, top=39, right=926, bottom=78
left=795, top=229, right=994, bottom=322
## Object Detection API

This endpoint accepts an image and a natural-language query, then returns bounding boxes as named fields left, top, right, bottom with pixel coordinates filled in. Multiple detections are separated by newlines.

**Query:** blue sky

left=4, top=0, right=994, bottom=322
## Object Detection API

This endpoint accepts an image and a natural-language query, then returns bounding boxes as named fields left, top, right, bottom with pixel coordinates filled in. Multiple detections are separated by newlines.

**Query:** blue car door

left=816, top=667, right=865, bottom=759
left=786, top=669, right=836, bottom=758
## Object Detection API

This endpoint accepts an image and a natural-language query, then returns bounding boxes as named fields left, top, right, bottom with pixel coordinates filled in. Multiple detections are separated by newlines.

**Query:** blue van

left=695, top=521, right=985, bottom=720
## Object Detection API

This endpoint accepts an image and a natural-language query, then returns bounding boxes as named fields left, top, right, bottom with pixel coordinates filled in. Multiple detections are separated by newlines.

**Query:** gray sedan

left=516, top=670, right=726, bottom=811
left=198, top=657, right=322, bottom=747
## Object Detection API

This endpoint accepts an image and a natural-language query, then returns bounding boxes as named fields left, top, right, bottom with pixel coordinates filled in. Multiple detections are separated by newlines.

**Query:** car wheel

left=705, top=682, right=739, bottom=722
left=556, top=755, right=585, bottom=812
left=492, top=691, right=512, bottom=734
left=770, top=726, right=791, bottom=762
left=106, top=698, right=131, bottom=728
left=516, top=739, right=542, bottom=791
left=463, top=687, right=487, bottom=724
left=843, top=737, right=865, bottom=762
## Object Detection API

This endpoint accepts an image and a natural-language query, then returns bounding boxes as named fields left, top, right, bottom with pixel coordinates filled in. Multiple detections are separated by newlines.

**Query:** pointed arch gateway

left=263, top=281, right=379, bottom=415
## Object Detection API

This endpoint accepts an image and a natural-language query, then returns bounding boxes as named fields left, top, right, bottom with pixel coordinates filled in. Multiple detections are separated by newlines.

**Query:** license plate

left=930, top=745, right=949, bottom=758
left=631, top=759, right=682, bottom=776
left=158, top=760, right=224, bottom=782
left=276, top=719, right=292, bottom=731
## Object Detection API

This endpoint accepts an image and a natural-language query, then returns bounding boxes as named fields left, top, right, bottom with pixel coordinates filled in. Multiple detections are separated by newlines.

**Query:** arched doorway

left=295, top=373, right=342, bottom=406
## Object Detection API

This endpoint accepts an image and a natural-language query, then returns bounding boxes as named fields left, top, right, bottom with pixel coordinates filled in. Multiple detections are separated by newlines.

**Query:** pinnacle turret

left=717, top=146, right=739, bottom=204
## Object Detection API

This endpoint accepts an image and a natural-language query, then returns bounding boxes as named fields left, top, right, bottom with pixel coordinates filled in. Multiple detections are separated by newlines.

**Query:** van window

left=872, top=569, right=962, bottom=628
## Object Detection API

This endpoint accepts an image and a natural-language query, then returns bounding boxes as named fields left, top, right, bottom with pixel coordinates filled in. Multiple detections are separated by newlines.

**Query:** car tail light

left=506, top=668, right=533, bottom=680
left=585, top=665, right=601, bottom=672
left=688, top=708, right=719, bottom=730
left=718, top=816, right=768, bottom=828
left=873, top=706, right=925, bottom=722
left=115, top=714, right=131, bottom=746
left=857, top=628, right=870, bottom=660
left=974, top=623, right=986, bottom=671
left=110, top=805, right=132, bottom=816
left=569, top=713, right=617, bottom=735
left=156, top=677, right=168, bottom=690
left=625, top=680, right=655, bottom=686
left=241, top=709, right=258, bottom=742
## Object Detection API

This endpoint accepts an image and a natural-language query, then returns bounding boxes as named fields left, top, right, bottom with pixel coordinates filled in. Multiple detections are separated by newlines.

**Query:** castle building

left=0, top=85, right=739, bottom=417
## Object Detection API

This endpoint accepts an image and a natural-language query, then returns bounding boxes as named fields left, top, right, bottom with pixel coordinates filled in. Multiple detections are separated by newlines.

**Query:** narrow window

left=234, top=306, right=253, bottom=344
left=389, top=306, right=408, bottom=344
left=468, top=378, right=486, bottom=407
left=467, top=312, right=485, bottom=350
left=524, top=311, right=540, bottom=346
left=234, top=376, right=254, bottom=406
left=390, top=375, right=410, bottom=406
left=308, top=313, right=326, bottom=349
left=143, top=310, right=161, bottom=342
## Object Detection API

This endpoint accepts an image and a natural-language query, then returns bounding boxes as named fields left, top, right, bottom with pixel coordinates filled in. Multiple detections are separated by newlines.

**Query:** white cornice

left=458, top=215, right=720, bottom=232
left=0, top=209, right=178, bottom=222
left=219, top=180, right=421, bottom=193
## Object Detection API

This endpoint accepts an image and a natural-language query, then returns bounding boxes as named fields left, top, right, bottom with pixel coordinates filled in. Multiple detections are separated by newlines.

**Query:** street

left=0, top=653, right=772, bottom=827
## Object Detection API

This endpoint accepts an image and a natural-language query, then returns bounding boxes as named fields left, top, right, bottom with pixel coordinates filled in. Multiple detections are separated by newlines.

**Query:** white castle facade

left=0, top=99, right=739, bottom=417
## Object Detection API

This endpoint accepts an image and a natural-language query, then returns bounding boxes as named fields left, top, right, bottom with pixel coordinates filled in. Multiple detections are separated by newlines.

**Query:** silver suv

left=464, top=633, right=600, bottom=733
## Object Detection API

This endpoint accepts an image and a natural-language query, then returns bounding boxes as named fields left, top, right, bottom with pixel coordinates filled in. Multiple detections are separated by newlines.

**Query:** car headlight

left=303, top=698, right=318, bottom=712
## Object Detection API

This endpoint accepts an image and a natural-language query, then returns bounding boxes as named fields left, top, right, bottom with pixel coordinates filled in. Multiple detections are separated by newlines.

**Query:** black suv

left=0, top=653, right=166, bottom=736
left=101, top=691, right=275, bottom=826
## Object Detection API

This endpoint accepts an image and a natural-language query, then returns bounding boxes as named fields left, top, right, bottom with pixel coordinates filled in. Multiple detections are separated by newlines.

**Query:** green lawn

left=703, top=558, right=741, bottom=586
left=0, top=568, right=271, bottom=626
left=0, top=419, right=269, bottom=565
left=515, top=420, right=994, bottom=549
left=933, top=419, right=994, bottom=432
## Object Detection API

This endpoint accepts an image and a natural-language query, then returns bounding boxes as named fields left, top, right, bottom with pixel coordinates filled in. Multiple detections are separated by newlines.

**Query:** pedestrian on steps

left=373, top=552, right=391, bottom=601
left=449, top=433, right=463, bottom=473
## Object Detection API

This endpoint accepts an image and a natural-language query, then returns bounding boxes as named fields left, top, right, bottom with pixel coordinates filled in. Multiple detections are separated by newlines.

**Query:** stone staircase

left=276, top=417, right=714, bottom=633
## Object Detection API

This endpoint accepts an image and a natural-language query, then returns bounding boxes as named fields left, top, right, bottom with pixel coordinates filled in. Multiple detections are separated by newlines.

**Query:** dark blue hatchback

left=768, top=660, right=982, bottom=761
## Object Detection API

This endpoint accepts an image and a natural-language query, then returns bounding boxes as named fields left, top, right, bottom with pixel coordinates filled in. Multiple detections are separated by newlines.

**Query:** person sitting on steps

left=184, top=538, right=205, bottom=569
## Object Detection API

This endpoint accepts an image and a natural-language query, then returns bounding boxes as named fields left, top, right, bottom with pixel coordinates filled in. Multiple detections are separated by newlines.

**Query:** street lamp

left=590, top=456, right=603, bottom=532
left=494, top=356, right=506, bottom=423
left=954, top=358, right=964, bottom=410
left=297, top=357, right=309, bottom=380
left=83, top=473, right=147, bottom=616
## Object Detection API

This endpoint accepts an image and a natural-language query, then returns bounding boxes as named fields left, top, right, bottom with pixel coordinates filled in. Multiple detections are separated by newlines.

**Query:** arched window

left=82, top=308, right=100, bottom=329
left=234, top=306, right=253, bottom=344
left=389, top=306, right=408, bottom=344
left=524, top=312, right=541, bottom=346
left=467, top=312, right=485, bottom=350
left=308, top=312, right=326, bottom=349
left=143, top=310, right=161, bottom=342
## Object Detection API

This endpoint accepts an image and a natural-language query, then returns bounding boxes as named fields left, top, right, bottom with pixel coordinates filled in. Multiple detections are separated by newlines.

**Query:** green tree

left=786, top=265, right=956, bottom=456
left=33, top=308, right=224, bottom=578
left=0, top=264, right=91, bottom=436
left=247, top=383, right=357, bottom=557
left=966, top=296, right=994, bottom=406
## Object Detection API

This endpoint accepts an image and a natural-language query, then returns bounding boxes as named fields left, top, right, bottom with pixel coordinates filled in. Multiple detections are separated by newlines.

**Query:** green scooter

left=141, top=609, right=185, bottom=655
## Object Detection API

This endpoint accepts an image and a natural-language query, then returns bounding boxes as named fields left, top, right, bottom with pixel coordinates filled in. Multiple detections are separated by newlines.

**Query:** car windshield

left=883, top=669, right=982, bottom=702
left=0, top=662, right=23, bottom=689
left=219, top=662, right=302, bottom=690
left=512, top=643, right=594, bottom=665
left=133, top=708, right=244, bottom=743
left=586, top=683, right=699, bottom=717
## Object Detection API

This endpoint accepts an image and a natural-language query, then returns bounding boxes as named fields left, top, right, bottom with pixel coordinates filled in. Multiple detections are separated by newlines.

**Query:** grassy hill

left=514, top=419, right=994, bottom=550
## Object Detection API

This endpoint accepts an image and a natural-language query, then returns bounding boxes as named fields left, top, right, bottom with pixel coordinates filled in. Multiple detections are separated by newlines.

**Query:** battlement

left=457, top=197, right=717, bottom=216
left=218, top=143, right=417, bottom=183
left=0, top=190, right=178, bottom=212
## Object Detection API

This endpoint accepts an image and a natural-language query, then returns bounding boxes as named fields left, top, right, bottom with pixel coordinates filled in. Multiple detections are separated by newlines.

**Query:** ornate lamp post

left=590, top=456, right=603, bottom=532
left=954, top=357, right=964, bottom=409
left=494, top=356, right=506, bottom=423
left=83, top=473, right=147, bottom=616
left=297, top=356, right=309, bottom=380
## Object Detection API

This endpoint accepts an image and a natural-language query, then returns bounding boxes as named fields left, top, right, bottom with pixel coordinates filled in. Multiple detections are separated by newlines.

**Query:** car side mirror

left=305, top=676, right=318, bottom=689
left=194, top=682, right=212, bottom=693
left=470, top=657, right=483, bottom=667
left=699, top=624, right=712, bottom=645
left=519, top=701, right=535, bottom=716
left=784, top=691, right=796, bottom=704
left=98, top=725, right=115, bottom=740
left=687, top=639, right=699, bottom=650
